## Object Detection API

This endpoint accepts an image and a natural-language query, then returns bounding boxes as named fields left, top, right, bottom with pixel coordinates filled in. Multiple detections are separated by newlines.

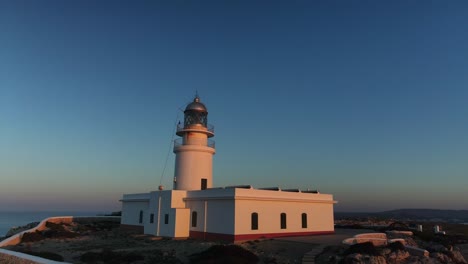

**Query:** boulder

left=446, top=250, right=467, bottom=264
left=430, top=252, right=453, bottom=263
left=387, top=250, right=410, bottom=263
left=344, top=254, right=387, bottom=264
left=5, top=222, right=39, bottom=237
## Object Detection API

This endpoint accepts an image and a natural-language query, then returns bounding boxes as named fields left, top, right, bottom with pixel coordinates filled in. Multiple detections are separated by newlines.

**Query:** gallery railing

left=177, top=123, right=215, bottom=134
left=174, top=138, right=215, bottom=148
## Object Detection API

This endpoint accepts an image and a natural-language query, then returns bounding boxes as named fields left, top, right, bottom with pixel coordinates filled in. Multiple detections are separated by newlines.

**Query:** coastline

left=0, top=211, right=109, bottom=237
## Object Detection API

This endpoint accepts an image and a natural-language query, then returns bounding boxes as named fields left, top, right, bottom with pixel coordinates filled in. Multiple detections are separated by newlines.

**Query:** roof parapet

left=282, top=188, right=301, bottom=192
left=302, top=190, right=320, bottom=194
left=258, top=187, right=281, bottom=191
left=225, top=185, right=252, bottom=189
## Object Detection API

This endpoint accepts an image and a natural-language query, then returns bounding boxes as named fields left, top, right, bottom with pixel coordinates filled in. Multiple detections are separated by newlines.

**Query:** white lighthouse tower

left=173, top=95, right=215, bottom=190
left=121, top=94, right=336, bottom=241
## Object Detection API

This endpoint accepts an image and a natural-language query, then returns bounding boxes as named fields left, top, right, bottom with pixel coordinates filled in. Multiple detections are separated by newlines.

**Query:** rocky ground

left=1, top=221, right=311, bottom=263
left=3, top=220, right=468, bottom=264
left=315, top=230, right=468, bottom=264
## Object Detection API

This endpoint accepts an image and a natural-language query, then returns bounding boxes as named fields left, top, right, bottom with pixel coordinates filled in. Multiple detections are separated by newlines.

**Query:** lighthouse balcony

left=174, top=138, right=215, bottom=148
left=176, top=123, right=215, bottom=137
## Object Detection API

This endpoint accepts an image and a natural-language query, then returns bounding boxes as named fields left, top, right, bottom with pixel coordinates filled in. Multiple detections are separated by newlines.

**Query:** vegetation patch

left=19, top=250, right=64, bottom=261
left=21, top=230, right=45, bottom=242
left=387, top=241, right=406, bottom=252
left=190, top=244, right=259, bottom=264
left=343, top=242, right=380, bottom=256
left=82, top=221, right=120, bottom=232
left=42, top=222, right=78, bottom=239
left=144, top=249, right=181, bottom=264
left=80, top=249, right=144, bottom=264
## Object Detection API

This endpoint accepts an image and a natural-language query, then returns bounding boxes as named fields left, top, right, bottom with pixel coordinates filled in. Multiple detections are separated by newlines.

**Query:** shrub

left=145, top=249, right=181, bottom=264
left=21, top=231, right=45, bottom=242
left=387, top=241, right=406, bottom=252
left=46, top=222, right=66, bottom=231
left=190, top=244, right=259, bottom=264
left=343, top=242, right=380, bottom=256
left=80, top=249, right=144, bottom=264
left=386, top=222, right=411, bottom=231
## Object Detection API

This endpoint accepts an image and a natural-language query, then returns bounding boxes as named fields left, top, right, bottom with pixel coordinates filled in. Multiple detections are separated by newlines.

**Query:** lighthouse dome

left=185, top=96, right=207, bottom=113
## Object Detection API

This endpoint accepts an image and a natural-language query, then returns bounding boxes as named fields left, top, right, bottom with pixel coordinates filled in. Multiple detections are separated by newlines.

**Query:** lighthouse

left=121, top=94, right=335, bottom=241
left=173, top=95, right=215, bottom=190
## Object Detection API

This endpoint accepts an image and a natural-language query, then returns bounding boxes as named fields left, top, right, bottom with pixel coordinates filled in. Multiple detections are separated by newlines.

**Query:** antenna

left=159, top=109, right=182, bottom=186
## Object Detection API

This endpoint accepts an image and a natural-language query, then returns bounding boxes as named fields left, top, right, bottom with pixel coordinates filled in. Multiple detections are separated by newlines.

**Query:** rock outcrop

left=5, top=222, right=39, bottom=237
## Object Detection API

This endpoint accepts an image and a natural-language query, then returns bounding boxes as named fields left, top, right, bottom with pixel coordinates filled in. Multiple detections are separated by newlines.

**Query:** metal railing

left=174, top=138, right=215, bottom=148
left=177, top=123, right=214, bottom=134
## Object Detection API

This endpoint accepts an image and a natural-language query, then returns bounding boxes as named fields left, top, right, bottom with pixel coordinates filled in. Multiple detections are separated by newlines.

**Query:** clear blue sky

left=1, top=0, right=467, bottom=212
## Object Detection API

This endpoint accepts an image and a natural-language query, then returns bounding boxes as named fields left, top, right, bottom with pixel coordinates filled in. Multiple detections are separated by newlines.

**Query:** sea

left=0, top=211, right=109, bottom=237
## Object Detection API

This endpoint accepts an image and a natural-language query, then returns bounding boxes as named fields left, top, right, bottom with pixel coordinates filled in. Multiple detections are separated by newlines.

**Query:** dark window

left=280, top=213, right=287, bottom=229
left=302, top=213, right=307, bottom=228
left=139, top=210, right=143, bottom=224
left=192, top=211, right=197, bottom=227
left=164, top=214, right=169, bottom=224
left=201, top=179, right=207, bottom=190
left=150, top=213, right=154, bottom=224
left=251, top=213, right=258, bottom=230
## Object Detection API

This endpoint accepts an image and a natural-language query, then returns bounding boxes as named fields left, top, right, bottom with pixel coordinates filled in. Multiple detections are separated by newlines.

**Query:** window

left=201, top=179, right=207, bottom=190
left=251, top=213, right=258, bottom=230
left=164, top=214, right=169, bottom=224
left=192, top=211, right=198, bottom=227
left=139, top=210, right=143, bottom=224
left=150, top=213, right=154, bottom=224
left=301, top=213, right=307, bottom=228
left=280, top=213, right=287, bottom=229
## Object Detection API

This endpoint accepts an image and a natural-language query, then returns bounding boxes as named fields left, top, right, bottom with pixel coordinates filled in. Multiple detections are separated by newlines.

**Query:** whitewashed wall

left=121, top=193, right=151, bottom=226
left=233, top=189, right=335, bottom=235
left=143, top=190, right=189, bottom=237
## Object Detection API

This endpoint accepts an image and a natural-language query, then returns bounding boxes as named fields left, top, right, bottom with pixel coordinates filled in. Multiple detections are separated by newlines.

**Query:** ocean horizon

left=0, top=211, right=110, bottom=237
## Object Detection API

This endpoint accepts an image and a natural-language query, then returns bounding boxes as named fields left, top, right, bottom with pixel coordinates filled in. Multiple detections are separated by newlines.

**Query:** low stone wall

left=386, top=230, right=413, bottom=236
left=343, top=233, right=389, bottom=246
left=342, top=237, right=388, bottom=246
left=354, top=233, right=387, bottom=239
left=0, top=249, right=67, bottom=264
left=342, top=232, right=429, bottom=258
left=405, top=246, right=429, bottom=257
left=388, top=238, right=406, bottom=245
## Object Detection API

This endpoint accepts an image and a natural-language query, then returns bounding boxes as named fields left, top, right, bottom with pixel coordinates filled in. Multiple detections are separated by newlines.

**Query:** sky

left=1, top=0, right=467, bottom=212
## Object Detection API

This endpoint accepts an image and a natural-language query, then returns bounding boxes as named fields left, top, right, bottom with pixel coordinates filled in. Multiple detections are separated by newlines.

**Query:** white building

left=120, top=96, right=336, bottom=242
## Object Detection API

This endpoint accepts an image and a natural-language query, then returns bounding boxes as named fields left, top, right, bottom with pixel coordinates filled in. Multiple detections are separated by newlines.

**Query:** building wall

left=143, top=190, right=188, bottom=237
left=144, top=192, right=164, bottom=236
left=233, top=189, right=335, bottom=239
left=234, top=199, right=334, bottom=235
left=206, top=200, right=235, bottom=234
left=185, top=199, right=235, bottom=235
left=121, top=201, right=149, bottom=227
left=169, top=190, right=188, bottom=208
left=121, top=188, right=335, bottom=241
left=173, top=208, right=190, bottom=238
left=185, top=199, right=207, bottom=234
